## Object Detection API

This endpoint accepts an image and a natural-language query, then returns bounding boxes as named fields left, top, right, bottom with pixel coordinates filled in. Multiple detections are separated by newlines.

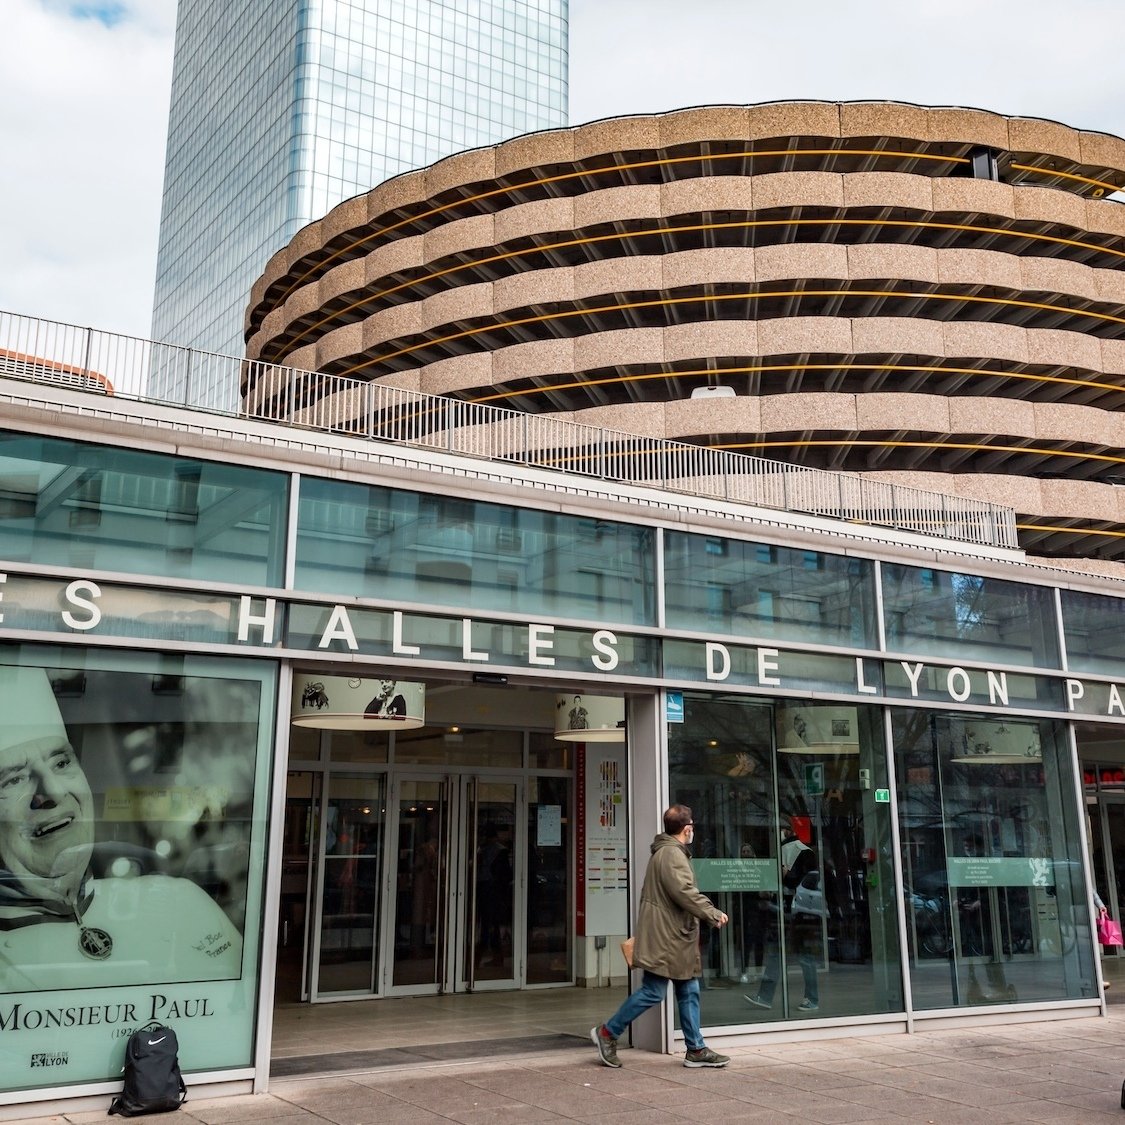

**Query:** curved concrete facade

left=245, top=100, right=1125, bottom=565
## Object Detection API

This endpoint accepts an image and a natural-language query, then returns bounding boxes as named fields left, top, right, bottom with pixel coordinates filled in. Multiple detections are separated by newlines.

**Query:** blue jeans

left=604, top=970, right=703, bottom=1051
left=757, top=921, right=819, bottom=1005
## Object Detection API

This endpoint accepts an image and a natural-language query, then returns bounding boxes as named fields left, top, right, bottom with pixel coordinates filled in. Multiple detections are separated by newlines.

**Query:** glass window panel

left=882, top=564, right=1060, bottom=669
left=669, top=695, right=903, bottom=1026
left=318, top=773, right=385, bottom=994
left=527, top=774, right=570, bottom=983
left=288, top=723, right=323, bottom=762
left=393, top=725, right=522, bottom=767
left=327, top=728, right=389, bottom=764
left=529, top=731, right=571, bottom=769
left=1060, top=589, right=1125, bottom=676
left=664, top=531, right=877, bottom=648
left=295, top=476, right=655, bottom=625
left=390, top=778, right=446, bottom=988
left=0, top=431, right=288, bottom=586
left=893, top=710, right=1096, bottom=1010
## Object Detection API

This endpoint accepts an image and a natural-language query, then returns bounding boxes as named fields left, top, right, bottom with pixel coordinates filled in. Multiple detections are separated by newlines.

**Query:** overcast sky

left=2, top=0, right=1123, bottom=344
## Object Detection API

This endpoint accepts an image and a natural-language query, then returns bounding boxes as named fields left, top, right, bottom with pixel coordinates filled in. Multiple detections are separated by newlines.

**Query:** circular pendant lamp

left=554, top=693, right=625, bottom=742
left=292, top=674, right=425, bottom=730
left=950, top=719, right=1041, bottom=764
left=776, top=704, right=860, bottom=755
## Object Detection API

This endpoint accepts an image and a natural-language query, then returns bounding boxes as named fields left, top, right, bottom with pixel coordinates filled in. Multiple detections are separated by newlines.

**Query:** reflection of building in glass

left=151, top=0, right=567, bottom=400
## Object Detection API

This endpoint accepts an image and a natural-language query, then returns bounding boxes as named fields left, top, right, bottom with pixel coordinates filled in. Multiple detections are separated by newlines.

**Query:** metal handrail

left=0, top=309, right=1020, bottom=550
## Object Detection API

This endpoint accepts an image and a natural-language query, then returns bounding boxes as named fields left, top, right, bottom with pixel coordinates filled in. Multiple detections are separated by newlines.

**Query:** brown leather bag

left=620, top=936, right=635, bottom=968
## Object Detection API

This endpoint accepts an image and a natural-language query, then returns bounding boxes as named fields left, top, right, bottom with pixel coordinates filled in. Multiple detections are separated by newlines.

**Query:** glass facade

left=1060, top=588, right=1125, bottom=676
left=670, top=695, right=903, bottom=1025
left=5, top=411, right=1125, bottom=1103
left=294, top=476, right=656, bottom=624
left=883, top=563, right=1060, bottom=668
left=0, top=430, right=288, bottom=587
left=151, top=0, right=569, bottom=393
left=664, top=532, right=877, bottom=648
left=894, top=711, right=1096, bottom=1008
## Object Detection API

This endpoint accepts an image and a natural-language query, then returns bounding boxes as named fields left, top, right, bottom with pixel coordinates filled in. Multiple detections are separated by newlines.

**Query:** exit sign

left=874, top=788, right=890, bottom=803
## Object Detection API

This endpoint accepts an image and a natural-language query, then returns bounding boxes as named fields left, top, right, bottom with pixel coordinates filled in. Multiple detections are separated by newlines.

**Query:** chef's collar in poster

left=0, top=651, right=274, bottom=1095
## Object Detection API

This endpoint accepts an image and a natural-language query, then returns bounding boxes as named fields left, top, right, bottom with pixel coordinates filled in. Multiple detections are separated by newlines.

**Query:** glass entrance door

left=1096, top=796, right=1125, bottom=956
left=462, top=777, right=522, bottom=991
left=277, top=771, right=319, bottom=1002
left=386, top=775, right=523, bottom=995
left=311, top=773, right=387, bottom=998
left=388, top=776, right=452, bottom=990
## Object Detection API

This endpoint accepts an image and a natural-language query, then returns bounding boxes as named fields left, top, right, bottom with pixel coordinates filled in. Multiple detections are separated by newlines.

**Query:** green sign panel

left=947, top=856, right=1054, bottom=888
left=804, top=762, right=825, bottom=796
left=874, top=788, right=890, bottom=803
left=693, top=858, right=779, bottom=893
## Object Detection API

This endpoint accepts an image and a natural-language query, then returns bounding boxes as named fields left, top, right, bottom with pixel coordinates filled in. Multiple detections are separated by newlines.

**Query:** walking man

left=592, top=804, right=730, bottom=1068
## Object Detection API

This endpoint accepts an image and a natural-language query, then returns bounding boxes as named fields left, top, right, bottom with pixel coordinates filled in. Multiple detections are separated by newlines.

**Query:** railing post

left=81, top=327, right=93, bottom=378
left=183, top=348, right=193, bottom=409
left=890, top=484, right=899, bottom=529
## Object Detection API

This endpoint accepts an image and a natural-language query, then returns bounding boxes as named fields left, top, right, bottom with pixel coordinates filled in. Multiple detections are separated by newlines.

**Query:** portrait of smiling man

left=0, top=665, right=244, bottom=991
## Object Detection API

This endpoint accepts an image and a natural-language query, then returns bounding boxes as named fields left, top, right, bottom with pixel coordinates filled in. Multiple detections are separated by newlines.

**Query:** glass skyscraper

left=151, top=0, right=568, bottom=407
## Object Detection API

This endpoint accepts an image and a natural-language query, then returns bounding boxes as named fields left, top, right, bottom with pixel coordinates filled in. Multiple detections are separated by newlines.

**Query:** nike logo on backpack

left=148, top=1037, right=166, bottom=1045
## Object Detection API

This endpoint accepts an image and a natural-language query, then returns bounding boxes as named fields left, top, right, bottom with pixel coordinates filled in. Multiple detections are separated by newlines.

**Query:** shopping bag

left=1097, top=912, right=1123, bottom=947
left=620, top=936, right=635, bottom=968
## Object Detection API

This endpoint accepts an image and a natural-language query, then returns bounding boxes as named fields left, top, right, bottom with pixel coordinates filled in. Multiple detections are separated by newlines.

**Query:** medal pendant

left=78, top=925, right=114, bottom=960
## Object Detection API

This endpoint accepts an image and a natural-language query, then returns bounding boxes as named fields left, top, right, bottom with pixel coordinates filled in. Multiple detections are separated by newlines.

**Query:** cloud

left=568, top=0, right=1125, bottom=136
left=0, top=0, right=175, bottom=339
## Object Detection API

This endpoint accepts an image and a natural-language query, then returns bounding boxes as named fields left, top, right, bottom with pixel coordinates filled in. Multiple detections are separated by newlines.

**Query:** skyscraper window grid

left=151, top=0, right=567, bottom=406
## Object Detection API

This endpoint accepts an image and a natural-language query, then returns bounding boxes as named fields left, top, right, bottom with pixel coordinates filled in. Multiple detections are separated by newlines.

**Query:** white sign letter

left=62, top=580, right=102, bottom=631
left=946, top=667, right=972, bottom=703
left=757, top=648, right=781, bottom=687
left=462, top=618, right=488, bottom=661
left=318, top=605, right=358, bottom=650
left=1066, top=679, right=1084, bottom=711
left=901, top=661, right=925, bottom=697
left=238, top=596, right=276, bottom=643
left=527, top=624, right=556, bottom=666
left=392, top=611, right=420, bottom=656
left=1108, top=685, right=1125, bottom=717
left=590, top=629, right=620, bottom=672
left=855, top=657, right=877, bottom=695
left=986, top=670, right=1009, bottom=707
left=706, top=642, right=730, bottom=681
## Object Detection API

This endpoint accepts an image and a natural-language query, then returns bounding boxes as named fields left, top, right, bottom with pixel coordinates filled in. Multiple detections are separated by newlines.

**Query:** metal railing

left=0, top=309, right=1020, bottom=550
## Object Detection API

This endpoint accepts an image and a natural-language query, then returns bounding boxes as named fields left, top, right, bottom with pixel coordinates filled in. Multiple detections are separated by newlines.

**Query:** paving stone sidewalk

left=12, top=1007, right=1125, bottom=1124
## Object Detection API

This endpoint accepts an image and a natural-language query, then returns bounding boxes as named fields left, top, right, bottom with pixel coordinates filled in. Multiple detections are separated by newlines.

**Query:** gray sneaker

left=684, top=1046, right=730, bottom=1068
left=591, top=1025, right=621, bottom=1068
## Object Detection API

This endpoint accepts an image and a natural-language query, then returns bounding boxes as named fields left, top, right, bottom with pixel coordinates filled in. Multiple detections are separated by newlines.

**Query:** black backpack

left=108, top=1022, right=187, bottom=1117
